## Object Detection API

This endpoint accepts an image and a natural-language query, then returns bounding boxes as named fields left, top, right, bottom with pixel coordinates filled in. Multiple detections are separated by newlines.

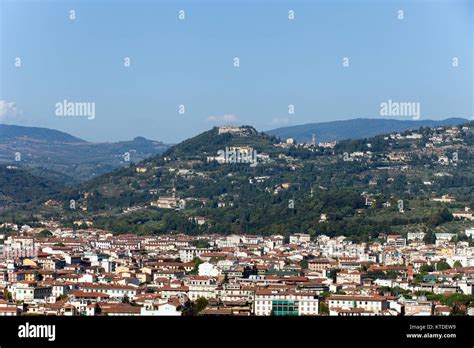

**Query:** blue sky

left=0, top=0, right=472, bottom=143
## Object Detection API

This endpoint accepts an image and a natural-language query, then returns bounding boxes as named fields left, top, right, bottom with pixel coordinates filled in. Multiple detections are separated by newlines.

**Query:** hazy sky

left=1, top=0, right=472, bottom=143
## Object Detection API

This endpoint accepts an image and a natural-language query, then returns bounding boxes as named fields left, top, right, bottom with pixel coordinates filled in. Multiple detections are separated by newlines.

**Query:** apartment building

left=254, top=289, right=319, bottom=316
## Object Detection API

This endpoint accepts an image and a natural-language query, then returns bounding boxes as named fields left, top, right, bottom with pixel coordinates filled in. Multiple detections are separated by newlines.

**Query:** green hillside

left=8, top=122, right=471, bottom=242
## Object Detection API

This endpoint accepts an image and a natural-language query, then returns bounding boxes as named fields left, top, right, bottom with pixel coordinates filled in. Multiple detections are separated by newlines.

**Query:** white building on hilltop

left=218, top=126, right=250, bottom=136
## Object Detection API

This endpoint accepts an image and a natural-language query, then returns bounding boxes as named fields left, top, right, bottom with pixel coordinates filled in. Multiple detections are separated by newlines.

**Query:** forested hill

left=11, top=122, right=467, bottom=240
left=2, top=122, right=473, bottom=242
left=0, top=166, right=65, bottom=212
left=162, top=126, right=278, bottom=158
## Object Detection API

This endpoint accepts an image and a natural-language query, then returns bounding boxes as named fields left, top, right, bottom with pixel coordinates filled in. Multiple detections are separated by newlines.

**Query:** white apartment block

left=185, top=277, right=217, bottom=300
left=328, top=295, right=388, bottom=316
left=10, top=283, right=52, bottom=302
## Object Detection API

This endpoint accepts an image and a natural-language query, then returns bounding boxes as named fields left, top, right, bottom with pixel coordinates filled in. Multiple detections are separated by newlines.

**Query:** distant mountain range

left=0, top=124, right=171, bottom=184
left=265, top=118, right=469, bottom=143
left=0, top=124, right=85, bottom=143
